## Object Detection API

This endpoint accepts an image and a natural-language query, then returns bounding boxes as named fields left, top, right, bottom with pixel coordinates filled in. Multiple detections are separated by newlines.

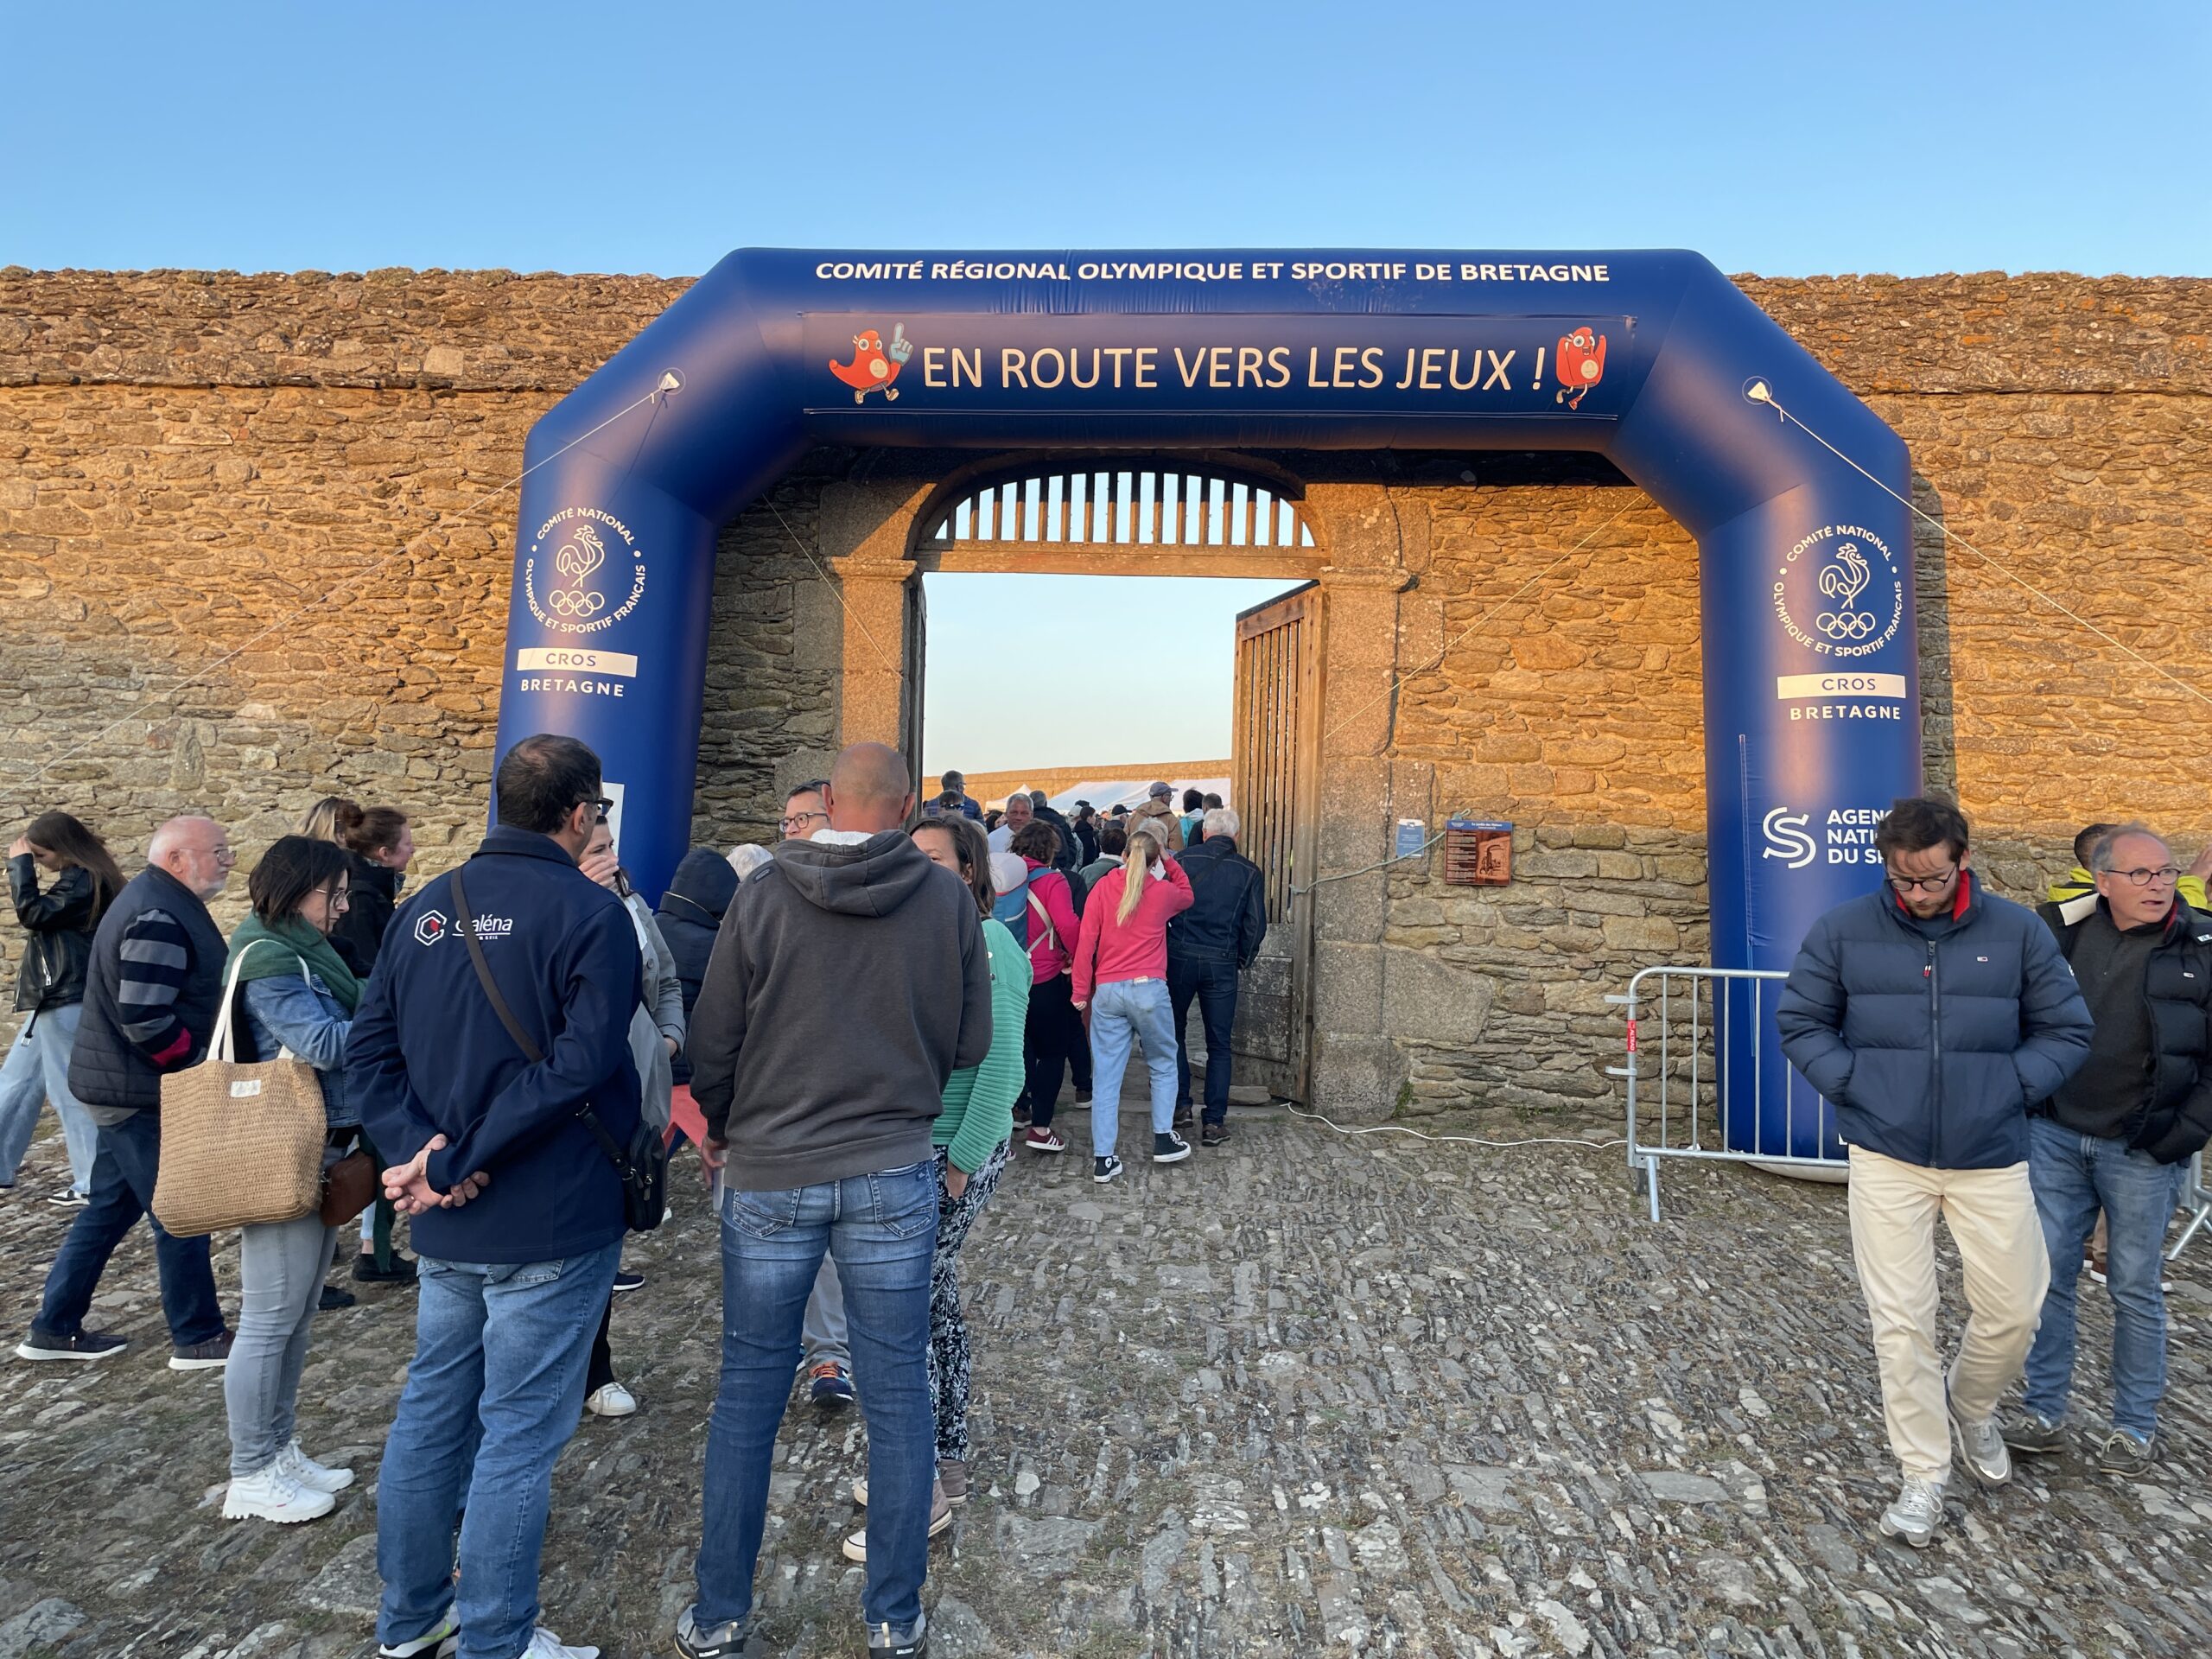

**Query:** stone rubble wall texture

left=3, top=267, right=2208, bottom=1111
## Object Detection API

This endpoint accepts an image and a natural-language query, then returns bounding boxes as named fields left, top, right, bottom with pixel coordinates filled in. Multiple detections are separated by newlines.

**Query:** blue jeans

left=1088, top=977, right=1179, bottom=1157
left=225, top=1147, right=344, bottom=1477
left=376, top=1242, right=621, bottom=1659
left=2022, top=1115, right=2188, bottom=1439
left=0, top=1005, right=99, bottom=1192
left=696, top=1160, right=937, bottom=1643
left=33, top=1109, right=225, bottom=1347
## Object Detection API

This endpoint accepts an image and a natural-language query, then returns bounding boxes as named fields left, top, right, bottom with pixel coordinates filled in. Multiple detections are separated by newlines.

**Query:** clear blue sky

left=8, top=2, right=2203, bottom=773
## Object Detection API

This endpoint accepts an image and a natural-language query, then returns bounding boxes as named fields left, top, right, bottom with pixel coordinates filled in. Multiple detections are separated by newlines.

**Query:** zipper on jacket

left=1926, top=939, right=1942, bottom=1166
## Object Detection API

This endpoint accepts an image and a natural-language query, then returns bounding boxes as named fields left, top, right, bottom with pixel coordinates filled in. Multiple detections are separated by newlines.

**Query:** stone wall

left=3, top=266, right=2207, bottom=1112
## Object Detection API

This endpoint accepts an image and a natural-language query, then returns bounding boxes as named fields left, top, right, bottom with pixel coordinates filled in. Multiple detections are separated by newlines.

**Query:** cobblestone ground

left=1, top=1099, right=2208, bottom=1659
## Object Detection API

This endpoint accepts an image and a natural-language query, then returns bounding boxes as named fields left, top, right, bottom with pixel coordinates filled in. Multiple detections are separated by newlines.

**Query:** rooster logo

left=550, top=523, right=608, bottom=618
left=1816, top=541, right=1877, bottom=639
left=1820, top=542, right=1871, bottom=607
left=557, top=523, right=607, bottom=585
left=829, top=324, right=914, bottom=404
left=1554, top=327, right=1608, bottom=410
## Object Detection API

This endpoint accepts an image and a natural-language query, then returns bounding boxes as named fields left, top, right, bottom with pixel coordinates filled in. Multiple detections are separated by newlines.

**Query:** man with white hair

left=1166, top=807, right=1268, bottom=1147
left=986, top=790, right=1031, bottom=855
left=16, top=816, right=236, bottom=1368
left=2009, top=824, right=2212, bottom=1475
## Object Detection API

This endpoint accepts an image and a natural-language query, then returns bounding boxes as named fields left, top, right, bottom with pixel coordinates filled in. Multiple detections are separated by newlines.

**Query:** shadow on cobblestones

left=2, top=1105, right=2207, bottom=1658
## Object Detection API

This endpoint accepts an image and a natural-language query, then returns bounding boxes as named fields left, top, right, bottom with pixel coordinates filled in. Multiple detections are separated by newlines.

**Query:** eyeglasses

left=323, top=887, right=352, bottom=910
left=779, top=810, right=830, bottom=833
left=2102, top=865, right=2182, bottom=887
left=1887, top=866, right=1960, bottom=894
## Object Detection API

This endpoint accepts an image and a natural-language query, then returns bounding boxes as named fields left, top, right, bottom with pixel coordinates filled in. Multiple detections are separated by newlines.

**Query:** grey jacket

left=688, top=829, right=992, bottom=1191
left=621, top=891, right=686, bottom=1133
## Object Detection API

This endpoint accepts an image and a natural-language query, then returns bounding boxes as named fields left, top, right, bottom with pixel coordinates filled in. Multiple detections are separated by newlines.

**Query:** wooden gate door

left=1229, top=581, right=1323, bottom=1101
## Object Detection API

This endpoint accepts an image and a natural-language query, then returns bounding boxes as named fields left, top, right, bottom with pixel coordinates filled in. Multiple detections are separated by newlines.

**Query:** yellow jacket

left=2048, top=864, right=2209, bottom=911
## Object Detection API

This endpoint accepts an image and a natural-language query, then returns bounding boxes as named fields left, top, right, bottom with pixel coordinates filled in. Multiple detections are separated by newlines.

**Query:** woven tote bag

left=150, top=941, right=329, bottom=1238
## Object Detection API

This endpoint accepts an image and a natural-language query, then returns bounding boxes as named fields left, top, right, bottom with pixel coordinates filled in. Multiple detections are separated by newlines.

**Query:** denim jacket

left=241, top=974, right=358, bottom=1129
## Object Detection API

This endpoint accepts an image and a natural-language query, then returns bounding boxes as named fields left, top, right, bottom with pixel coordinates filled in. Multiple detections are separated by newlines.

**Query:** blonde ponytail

left=1118, top=821, right=1165, bottom=925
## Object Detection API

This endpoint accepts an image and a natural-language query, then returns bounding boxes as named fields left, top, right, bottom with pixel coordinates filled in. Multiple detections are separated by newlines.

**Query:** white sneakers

left=1878, top=1476, right=1946, bottom=1548
left=519, top=1629, right=601, bottom=1659
left=223, top=1442, right=353, bottom=1522
left=279, top=1440, right=356, bottom=1493
left=377, top=1613, right=459, bottom=1658
left=1947, top=1398, right=2013, bottom=1488
left=585, top=1382, right=638, bottom=1418
left=223, top=1463, right=336, bottom=1524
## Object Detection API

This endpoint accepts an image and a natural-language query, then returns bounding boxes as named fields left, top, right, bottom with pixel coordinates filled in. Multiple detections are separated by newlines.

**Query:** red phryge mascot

left=830, top=324, right=913, bottom=404
left=1554, top=327, right=1608, bottom=410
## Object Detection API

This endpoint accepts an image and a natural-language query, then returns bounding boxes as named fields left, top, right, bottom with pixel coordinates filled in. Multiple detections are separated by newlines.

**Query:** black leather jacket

left=10, top=855, right=102, bottom=1014
left=2039, top=893, right=2212, bottom=1165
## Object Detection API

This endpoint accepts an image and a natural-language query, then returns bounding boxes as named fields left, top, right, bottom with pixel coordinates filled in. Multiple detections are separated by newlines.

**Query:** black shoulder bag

left=450, top=868, right=665, bottom=1233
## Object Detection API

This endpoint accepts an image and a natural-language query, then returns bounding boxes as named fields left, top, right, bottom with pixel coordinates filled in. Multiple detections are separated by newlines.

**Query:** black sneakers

left=169, top=1331, right=235, bottom=1371
left=16, top=1327, right=127, bottom=1362
left=868, top=1617, right=927, bottom=1658
left=353, top=1253, right=419, bottom=1285
left=1153, top=1130, right=1192, bottom=1164
left=612, top=1270, right=645, bottom=1294
left=1200, top=1122, right=1230, bottom=1147
left=674, top=1606, right=747, bottom=1657
left=1092, top=1154, right=1123, bottom=1184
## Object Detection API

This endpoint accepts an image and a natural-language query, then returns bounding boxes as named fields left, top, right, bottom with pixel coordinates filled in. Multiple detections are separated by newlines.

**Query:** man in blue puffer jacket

left=1777, top=796, right=2092, bottom=1551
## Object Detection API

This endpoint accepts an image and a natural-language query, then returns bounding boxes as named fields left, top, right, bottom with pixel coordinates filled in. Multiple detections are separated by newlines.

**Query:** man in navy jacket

left=1777, top=796, right=2091, bottom=1552
left=1167, top=806, right=1268, bottom=1146
left=351, top=734, right=641, bottom=1659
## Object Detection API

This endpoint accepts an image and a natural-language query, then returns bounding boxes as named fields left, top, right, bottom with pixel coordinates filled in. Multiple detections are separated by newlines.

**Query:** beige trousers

left=1846, top=1146, right=2050, bottom=1481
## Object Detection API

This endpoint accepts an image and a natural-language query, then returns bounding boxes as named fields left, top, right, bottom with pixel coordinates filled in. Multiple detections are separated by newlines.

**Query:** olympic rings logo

left=547, top=588, right=607, bottom=619
left=1817, top=609, right=1878, bottom=639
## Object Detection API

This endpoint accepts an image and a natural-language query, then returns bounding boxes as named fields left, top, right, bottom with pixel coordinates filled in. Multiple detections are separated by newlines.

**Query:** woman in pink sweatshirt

left=1071, top=818, right=1194, bottom=1182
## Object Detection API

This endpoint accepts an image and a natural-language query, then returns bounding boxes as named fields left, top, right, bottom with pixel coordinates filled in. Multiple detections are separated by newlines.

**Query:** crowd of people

left=0, top=748, right=1271, bottom=1659
left=3, top=766, right=2207, bottom=1649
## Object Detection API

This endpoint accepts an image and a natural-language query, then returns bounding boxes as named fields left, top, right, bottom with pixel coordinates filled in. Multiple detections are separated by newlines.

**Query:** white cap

left=990, top=850, right=1027, bottom=895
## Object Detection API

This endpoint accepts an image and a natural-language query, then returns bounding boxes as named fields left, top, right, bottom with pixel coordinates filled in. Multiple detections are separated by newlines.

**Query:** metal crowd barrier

left=1607, top=964, right=1843, bottom=1223
left=1611, top=969, right=2212, bottom=1250
left=2171, top=1152, right=2210, bottom=1262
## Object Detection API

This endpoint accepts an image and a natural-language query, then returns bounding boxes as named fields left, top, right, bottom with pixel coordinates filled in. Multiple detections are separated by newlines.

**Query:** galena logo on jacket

left=413, top=908, right=513, bottom=947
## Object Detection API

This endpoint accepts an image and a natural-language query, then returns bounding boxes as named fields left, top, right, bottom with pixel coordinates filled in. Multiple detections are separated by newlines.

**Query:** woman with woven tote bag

left=215, top=836, right=372, bottom=1524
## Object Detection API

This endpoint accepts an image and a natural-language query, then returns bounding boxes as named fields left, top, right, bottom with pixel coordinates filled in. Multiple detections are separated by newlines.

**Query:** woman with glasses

left=219, top=836, right=364, bottom=1523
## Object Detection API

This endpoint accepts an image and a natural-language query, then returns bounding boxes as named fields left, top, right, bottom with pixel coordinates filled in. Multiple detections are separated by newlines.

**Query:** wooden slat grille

left=931, top=466, right=1315, bottom=550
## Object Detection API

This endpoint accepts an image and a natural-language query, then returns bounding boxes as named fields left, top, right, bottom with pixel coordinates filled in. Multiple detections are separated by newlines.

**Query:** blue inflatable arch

left=499, top=250, right=1921, bottom=1146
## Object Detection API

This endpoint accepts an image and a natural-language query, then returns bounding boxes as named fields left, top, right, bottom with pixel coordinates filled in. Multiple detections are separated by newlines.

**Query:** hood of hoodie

left=772, top=829, right=938, bottom=917
left=658, top=847, right=740, bottom=928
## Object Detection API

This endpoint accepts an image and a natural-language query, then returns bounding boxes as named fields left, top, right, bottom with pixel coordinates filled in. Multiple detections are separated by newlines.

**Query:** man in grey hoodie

left=677, top=742, right=990, bottom=1659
